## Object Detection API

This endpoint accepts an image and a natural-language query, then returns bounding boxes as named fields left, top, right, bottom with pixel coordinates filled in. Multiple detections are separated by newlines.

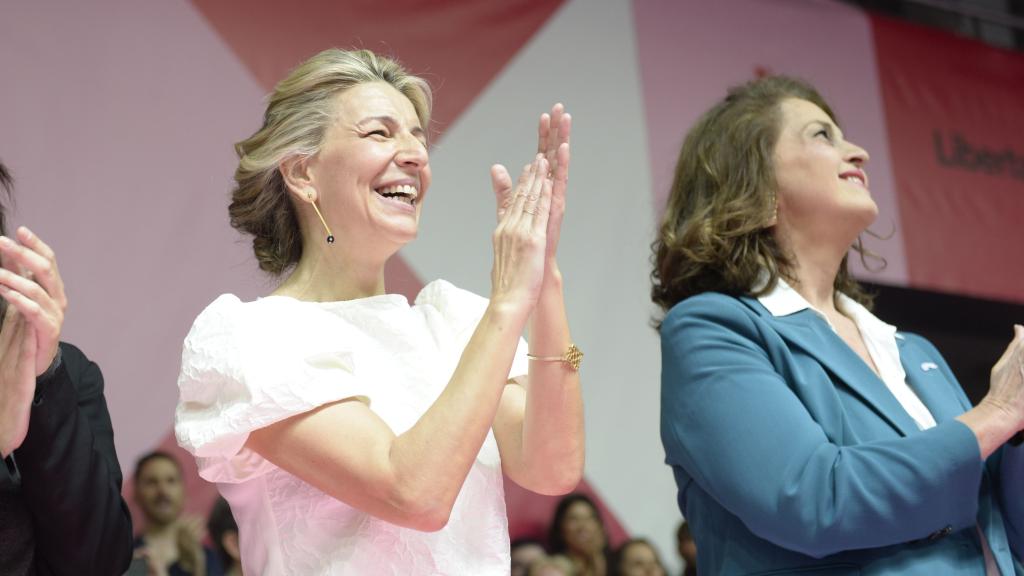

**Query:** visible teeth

left=376, top=184, right=418, bottom=200
left=843, top=175, right=864, bottom=186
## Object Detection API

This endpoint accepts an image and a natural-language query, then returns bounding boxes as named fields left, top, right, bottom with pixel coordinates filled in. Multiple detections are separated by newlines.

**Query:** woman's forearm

left=519, top=264, right=585, bottom=492
left=957, top=400, right=1021, bottom=460
left=388, top=301, right=529, bottom=525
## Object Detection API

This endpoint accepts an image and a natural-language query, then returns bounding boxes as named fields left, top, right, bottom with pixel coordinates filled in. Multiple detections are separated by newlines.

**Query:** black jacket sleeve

left=14, top=342, right=134, bottom=576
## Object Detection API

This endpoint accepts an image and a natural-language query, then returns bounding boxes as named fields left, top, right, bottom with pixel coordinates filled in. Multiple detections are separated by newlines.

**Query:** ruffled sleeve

left=174, top=295, right=371, bottom=483
left=416, top=280, right=530, bottom=380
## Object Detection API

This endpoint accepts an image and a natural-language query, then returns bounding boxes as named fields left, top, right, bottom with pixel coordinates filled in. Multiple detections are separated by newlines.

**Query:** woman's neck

left=776, top=228, right=848, bottom=314
left=273, top=242, right=389, bottom=302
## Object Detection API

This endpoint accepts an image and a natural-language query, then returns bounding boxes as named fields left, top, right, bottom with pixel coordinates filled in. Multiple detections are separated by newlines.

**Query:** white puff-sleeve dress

left=175, top=280, right=529, bottom=575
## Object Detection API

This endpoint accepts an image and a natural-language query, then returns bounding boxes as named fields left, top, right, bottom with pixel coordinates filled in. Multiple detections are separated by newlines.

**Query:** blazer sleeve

left=660, top=295, right=984, bottom=559
left=910, top=333, right=1024, bottom=561
left=14, top=342, right=134, bottom=576
left=995, top=439, right=1024, bottom=561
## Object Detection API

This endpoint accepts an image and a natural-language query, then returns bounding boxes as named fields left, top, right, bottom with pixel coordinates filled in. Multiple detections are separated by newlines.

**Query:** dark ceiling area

left=842, top=0, right=1024, bottom=51
left=865, top=281, right=1024, bottom=406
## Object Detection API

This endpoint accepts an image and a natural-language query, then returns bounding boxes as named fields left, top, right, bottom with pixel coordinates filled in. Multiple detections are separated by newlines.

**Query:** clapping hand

left=488, top=154, right=554, bottom=313
left=986, top=325, right=1024, bottom=445
left=535, top=103, right=571, bottom=265
left=492, top=104, right=571, bottom=278
left=176, top=516, right=209, bottom=576
left=0, top=227, right=66, bottom=456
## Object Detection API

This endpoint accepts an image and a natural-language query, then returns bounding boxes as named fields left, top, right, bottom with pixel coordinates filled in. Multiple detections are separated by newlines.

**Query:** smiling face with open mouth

left=305, top=81, right=431, bottom=254
left=772, top=97, right=877, bottom=243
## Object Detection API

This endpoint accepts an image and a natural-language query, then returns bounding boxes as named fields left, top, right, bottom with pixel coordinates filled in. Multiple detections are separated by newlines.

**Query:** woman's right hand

left=959, top=324, right=1024, bottom=458
left=983, top=325, right=1024, bottom=431
left=488, top=154, right=553, bottom=314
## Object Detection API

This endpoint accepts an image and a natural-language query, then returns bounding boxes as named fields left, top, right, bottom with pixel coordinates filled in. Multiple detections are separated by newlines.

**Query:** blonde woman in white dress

left=175, top=48, right=585, bottom=575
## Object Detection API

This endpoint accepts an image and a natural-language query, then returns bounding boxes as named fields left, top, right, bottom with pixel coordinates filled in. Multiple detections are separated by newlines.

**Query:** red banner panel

left=189, top=0, right=565, bottom=141
left=872, top=15, right=1024, bottom=303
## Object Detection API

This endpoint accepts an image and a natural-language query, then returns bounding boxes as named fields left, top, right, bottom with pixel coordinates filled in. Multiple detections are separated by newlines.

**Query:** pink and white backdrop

left=2, top=0, right=1022, bottom=571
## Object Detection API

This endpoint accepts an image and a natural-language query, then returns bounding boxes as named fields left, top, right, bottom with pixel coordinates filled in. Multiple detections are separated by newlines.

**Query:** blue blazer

left=660, top=293, right=1024, bottom=575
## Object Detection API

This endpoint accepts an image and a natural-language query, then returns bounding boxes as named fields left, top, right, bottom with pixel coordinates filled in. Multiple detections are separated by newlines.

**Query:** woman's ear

left=279, top=155, right=317, bottom=203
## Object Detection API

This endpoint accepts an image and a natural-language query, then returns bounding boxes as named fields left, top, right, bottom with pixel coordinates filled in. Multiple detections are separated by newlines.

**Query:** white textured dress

left=175, top=280, right=528, bottom=575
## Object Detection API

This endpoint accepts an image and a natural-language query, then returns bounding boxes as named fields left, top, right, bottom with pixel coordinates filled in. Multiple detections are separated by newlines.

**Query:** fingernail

left=0, top=237, right=11, bottom=246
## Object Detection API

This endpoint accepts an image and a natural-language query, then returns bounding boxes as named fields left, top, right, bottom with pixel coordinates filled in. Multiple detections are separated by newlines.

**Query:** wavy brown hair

left=651, top=75, right=878, bottom=316
left=230, top=48, right=432, bottom=275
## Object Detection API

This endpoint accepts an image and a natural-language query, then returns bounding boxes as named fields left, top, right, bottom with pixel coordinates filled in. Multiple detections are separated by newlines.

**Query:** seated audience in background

left=529, top=554, right=578, bottom=576
left=0, top=160, right=133, bottom=576
left=612, top=538, right=667, bottom=576
left=548, top=494, right=611, bottom=576
left=675, top=521, right=696, bottom=576
left=512, top=538, right=549, bottom=576
left=207, top=497, right=241, bottom=576
left=133, top=451, right=223, bottom=576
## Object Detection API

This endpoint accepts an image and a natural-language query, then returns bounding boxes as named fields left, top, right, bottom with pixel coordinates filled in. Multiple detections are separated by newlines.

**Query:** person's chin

left=855, top=199, right=880, bottom=227
left=389, top=222, right=418, bottom=243
left=371, top=225, right=417, bottom=253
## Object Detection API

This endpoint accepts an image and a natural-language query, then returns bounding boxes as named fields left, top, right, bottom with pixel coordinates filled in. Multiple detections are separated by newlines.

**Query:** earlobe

left=279, top=155, right=316, bottom=202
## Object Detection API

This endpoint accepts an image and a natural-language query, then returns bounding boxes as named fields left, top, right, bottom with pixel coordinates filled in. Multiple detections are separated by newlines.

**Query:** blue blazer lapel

left=896, top=336, right=971, bottom=423
left=753, top=303, right=921, bottom=438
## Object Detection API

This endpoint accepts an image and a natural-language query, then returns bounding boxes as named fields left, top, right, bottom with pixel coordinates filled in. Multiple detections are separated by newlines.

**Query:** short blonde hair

left=229, top=48, right=432, bottom=275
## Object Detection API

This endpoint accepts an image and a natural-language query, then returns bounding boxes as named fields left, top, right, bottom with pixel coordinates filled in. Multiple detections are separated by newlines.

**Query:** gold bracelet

left=527, top=343, right=583, bottom=372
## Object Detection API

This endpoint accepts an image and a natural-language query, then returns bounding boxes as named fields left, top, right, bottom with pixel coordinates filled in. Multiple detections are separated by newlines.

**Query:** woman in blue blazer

left=652, top=76, right=1024, bottom=575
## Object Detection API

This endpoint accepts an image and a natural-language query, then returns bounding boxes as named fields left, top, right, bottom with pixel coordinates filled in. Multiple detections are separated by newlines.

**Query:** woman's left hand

left=535, top=103, right=571, bottom=264
left=493, top=104, right=571, bottom=266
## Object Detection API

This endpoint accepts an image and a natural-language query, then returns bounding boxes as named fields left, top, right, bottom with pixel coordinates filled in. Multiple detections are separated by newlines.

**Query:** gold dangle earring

left=307, top=190, right=335, bottom=244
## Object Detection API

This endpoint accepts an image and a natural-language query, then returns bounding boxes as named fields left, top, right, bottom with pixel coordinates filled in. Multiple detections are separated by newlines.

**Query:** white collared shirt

left=757, top=278, right=937, bottom=431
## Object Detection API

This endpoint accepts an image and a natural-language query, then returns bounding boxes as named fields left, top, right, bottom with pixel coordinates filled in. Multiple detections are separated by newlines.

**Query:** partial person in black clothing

left=0, top=160, right=133, bottom=575
left=207, top=498, right=241, bottom=576
left=132, top=451, right=223, bottom=576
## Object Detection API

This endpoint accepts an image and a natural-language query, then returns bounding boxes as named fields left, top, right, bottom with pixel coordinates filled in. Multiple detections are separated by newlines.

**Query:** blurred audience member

left=512, top=537, right=548, bottom=576
left=612, top=538, right=666, bottom=576
left=529, top=554, right=577, bottom=576
left=207, top=497, right=241, bottom=576
left=675, top=521, right=696, bottom=576
left=132, top=451, right=223, bottom=576
left=548, top=493, right=610, bottom=576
